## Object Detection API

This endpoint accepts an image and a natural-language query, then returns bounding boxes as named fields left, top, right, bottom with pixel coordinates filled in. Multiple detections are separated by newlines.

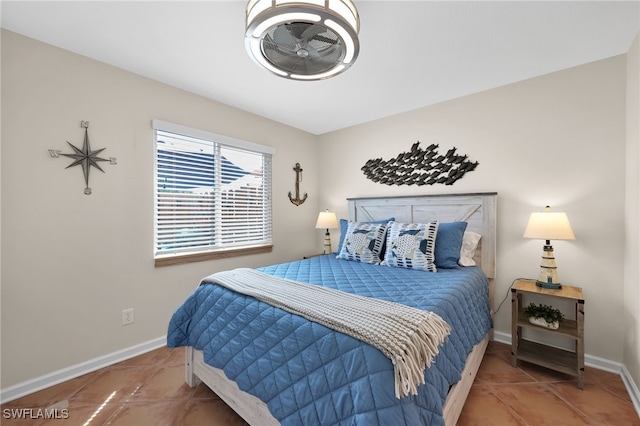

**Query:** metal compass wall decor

left=361, top=141, right=479, bottom=186
left=49, top=121, right=117, bottom=195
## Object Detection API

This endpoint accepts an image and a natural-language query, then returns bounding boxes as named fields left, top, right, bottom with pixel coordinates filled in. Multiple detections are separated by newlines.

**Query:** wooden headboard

left=347, top=192, right=497, bottom=280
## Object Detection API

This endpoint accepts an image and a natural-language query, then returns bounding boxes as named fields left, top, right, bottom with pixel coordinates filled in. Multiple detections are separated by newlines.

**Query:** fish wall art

left=361, top=141, right=478, bottom=186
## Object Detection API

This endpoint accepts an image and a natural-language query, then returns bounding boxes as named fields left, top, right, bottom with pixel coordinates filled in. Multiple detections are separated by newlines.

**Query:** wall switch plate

left=122, top=308, right=134, bottom=325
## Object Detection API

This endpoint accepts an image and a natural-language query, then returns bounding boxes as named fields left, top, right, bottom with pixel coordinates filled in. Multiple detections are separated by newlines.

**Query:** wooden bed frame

left=185, top=192, right=497, bottom=426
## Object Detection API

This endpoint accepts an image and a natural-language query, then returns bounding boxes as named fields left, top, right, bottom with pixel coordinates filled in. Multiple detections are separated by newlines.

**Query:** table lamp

left=523, top=206, right=575, bottom=289
left=315, top=210, right=338, bottom=254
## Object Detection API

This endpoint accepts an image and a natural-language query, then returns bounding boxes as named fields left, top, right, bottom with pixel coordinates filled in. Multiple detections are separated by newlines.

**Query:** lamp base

left=323, top=230, right=332, bottom=255
left=535, top=242, right=563, bottom=290
left=536, top=280, right=562, bottom=290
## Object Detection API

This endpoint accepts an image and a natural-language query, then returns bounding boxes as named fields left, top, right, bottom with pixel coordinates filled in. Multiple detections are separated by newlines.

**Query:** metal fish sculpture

left=361, top=142, right=478, bottom=186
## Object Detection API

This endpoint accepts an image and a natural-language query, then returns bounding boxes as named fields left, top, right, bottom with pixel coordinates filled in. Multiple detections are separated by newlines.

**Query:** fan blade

left=311, top=34, right=338, bottom=45
left=272, top=25, right=298, bottom=50
left=305, top=44, right=322, bottom=59
left=298, top=50, right=336, bottom=72
left=261, top=22, right=343, bottom=75
left=300, top=24, right=326, bottom=44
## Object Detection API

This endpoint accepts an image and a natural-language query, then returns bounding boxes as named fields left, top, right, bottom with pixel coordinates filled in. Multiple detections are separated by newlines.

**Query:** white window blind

left=153, top=121, right=273, bottom=258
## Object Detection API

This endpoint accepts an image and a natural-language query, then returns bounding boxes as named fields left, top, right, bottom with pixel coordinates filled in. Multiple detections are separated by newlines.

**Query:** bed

left=167, top=192, right=497, bottom=425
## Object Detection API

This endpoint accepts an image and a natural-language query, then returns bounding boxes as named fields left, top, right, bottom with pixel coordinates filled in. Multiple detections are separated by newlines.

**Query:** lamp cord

left=494, top=278, right=533, bottom=316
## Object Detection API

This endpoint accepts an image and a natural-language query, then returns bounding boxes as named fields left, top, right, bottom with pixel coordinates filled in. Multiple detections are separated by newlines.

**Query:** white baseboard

left=494, top=331, right=640, bottom=417
left=0, top=336, right=167, bottom=404
left=622, top=364, right=640, bottom=416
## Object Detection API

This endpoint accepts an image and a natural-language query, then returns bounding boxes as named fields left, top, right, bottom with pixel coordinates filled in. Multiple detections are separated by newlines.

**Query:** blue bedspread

left=167, top=255, right=492, bottom=425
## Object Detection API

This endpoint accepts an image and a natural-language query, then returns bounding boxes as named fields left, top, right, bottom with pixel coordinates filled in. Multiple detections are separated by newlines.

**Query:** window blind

left=153, top=123, right=273, bottom=258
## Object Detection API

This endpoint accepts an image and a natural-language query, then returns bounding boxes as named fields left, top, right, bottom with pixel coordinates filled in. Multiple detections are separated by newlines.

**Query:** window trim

left=152, top=120, right=276, bottom=155
left=152, top=120, right=275, bottom=267
left=154, top=244, right=273, bottom=267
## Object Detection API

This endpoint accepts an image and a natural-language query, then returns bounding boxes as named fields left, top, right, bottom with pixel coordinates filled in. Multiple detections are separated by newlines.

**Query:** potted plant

left=523, top=303, right=565, bottom=330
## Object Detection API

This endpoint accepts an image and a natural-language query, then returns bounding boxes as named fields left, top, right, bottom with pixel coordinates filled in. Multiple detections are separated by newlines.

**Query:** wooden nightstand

left=511, top=279, right=585, bottom=389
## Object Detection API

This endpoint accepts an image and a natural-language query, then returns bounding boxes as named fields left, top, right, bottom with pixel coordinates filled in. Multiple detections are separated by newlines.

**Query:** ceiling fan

left=245, top=0, right=360, bottom=81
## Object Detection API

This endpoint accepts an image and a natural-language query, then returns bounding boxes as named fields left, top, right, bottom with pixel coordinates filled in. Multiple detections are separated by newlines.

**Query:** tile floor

left=2, top=341, right=638, bottom=425
left=458, top=341, right=639, bottom=426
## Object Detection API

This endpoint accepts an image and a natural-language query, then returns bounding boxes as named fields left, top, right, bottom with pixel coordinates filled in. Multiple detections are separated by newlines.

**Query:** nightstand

left=511, top=278, right=585, bottom=389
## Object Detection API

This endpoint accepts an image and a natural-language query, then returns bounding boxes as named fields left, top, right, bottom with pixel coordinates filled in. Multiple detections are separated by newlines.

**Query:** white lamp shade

left=523, top=207, right=575, bottom=240
left=315, top=211, right=338, bottom=229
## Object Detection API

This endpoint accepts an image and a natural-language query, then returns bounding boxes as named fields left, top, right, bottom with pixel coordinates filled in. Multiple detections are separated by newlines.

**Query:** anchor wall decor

left=288, top=162, right=308, bottom=206
left=49, top=121, right=117, bottom=195
left=361, top=141, right=478, bottom=186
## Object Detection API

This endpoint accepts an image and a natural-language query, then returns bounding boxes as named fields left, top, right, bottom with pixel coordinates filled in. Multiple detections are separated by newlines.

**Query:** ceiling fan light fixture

left=252, top=12, right=321, bottom=37
left=324, top=18, right=354, bottom=63
left=245, top=0, right=360, bottom=81
left=249, top=39, right=289, bottom=76
left=291, top=64, right=344, bottom=80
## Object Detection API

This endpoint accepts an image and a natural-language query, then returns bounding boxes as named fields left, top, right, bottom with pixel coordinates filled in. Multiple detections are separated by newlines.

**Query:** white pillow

left=459, top=231, right=481, bottom=266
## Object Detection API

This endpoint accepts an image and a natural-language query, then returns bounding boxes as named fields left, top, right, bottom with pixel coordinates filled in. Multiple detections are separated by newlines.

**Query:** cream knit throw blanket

left=201, top=268, right=451, bottom=398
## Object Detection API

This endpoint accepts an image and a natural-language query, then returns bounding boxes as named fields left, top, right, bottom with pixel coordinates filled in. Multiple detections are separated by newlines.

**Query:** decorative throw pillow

left=337, top=221, right=388, bottom=264
left=382, top=221, right=439, bottom=272
left=459, top=231, right=481, bottom=266
left=336, top=217, right=394, bottom=253
left=434, top=222, right=468, bottom=269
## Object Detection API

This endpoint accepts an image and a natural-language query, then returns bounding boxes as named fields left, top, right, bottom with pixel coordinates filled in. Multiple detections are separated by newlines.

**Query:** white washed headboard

left=347, top=192, right=497, bottom=280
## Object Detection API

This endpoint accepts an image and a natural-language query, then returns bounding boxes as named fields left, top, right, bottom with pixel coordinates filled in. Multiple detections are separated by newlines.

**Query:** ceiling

left=2, top=1, right=639, bottom=135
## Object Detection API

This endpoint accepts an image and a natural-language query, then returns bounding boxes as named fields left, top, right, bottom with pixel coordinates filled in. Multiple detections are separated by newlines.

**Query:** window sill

left=155, top=245, right=273, bottom=267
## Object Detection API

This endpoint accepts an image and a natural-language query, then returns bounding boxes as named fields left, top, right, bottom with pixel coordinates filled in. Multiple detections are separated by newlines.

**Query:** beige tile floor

left=2, top=341, right=638, bottom=425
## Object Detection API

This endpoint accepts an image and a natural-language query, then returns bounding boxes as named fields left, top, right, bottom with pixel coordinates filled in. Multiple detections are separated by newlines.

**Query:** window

left=153, top=120, right=274, bottom=266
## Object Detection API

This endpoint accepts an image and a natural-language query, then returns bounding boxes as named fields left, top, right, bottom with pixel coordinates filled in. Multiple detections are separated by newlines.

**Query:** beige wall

left=625, top=33, right=640, bottom=389
left=0, top=30, right=320, bottom=388
left=317, top=55, right=628, bottom=362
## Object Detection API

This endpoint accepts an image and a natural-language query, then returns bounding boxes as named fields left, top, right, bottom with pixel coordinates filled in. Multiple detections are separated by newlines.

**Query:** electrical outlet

left=122, top=308, right=134, bottom=326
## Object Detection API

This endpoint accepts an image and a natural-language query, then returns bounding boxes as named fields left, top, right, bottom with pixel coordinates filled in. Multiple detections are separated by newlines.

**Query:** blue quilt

left=167, top=255, right=492, bottom=425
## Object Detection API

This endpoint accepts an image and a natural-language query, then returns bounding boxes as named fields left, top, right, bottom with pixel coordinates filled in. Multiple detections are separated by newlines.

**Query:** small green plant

left=523, top=303, right=565, bottom=324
